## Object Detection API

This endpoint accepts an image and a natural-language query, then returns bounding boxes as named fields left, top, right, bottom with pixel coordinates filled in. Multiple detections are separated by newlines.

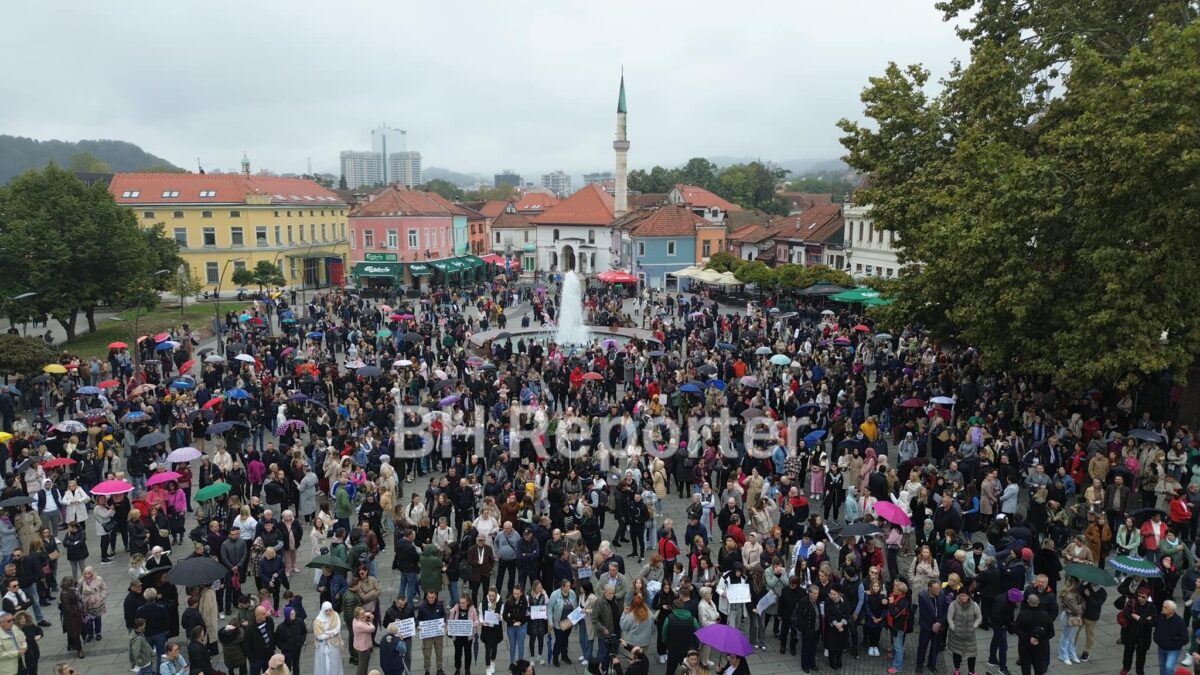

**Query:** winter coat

left=419, top=544, right=445, bottom=593
left=945, top=598, right=981, bottom=656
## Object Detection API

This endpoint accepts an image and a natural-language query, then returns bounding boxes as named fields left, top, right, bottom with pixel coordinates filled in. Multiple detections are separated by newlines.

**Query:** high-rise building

left=494, top=171, right=522, bottom=188
left=389, top=152, right=423, bottom=187
left=541, top=170, right=573, bottom=197
left=371, top=125, right=407, bottom=183
left=340, top=151, right=384, bottom=188
left=583, top=172, right=614, bottom=185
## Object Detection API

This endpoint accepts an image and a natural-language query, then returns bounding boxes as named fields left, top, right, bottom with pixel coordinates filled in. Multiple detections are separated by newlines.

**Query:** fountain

left=555, top=270, right=591, bottom=345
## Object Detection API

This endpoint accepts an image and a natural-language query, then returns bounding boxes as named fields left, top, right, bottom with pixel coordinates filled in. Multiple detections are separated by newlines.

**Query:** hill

left=422, top=166, right=487, bottom=188
left=0, top=135, right=181, bottom=184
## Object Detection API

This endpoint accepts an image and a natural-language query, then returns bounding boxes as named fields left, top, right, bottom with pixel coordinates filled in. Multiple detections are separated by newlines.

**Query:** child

left=257, top=587, right=279, bottom=618
left=283, top=590, right=308, bottom=622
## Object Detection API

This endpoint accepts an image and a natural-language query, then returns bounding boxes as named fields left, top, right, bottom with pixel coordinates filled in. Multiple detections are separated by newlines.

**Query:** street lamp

left=215, top=258, right=246, bottom=355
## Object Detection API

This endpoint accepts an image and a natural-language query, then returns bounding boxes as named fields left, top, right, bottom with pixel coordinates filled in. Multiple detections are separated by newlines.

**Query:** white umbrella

left=396, top=359, right=414, bottom=367
left=234, top=354, right=256, bottom=363
left=204, top=354, right=226, bottom=363
left=931, top=396, right=956, bottom=406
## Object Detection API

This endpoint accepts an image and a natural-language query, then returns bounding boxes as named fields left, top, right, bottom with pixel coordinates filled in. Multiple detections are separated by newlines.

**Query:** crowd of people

left=0, top=279, right=1197, bottom=675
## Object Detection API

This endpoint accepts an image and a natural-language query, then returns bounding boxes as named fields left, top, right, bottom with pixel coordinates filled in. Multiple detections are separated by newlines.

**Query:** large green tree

left=838, top=0, right=1200, bottom=391
left=0, top=165, right=180, bottom=339
left=420, top=179, right=464, bottom=202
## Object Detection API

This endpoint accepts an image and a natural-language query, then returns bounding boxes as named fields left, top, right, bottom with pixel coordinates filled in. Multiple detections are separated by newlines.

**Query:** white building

left=843, top=202, right=903, bottom=278
left=388, top=151, right=422, bottom=187
left=541, top=170, right=573, bottom=197
left=340, top=151, right=383, bottom=188
left=371, top=125, right=407, bottom=183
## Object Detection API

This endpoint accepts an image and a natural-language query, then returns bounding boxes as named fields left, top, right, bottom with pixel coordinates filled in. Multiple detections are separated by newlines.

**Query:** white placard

left=755, top=590, right=777, bottom=615
left=567, top=607, right=586, bottom=625
left=447, top=619, right=474, bottom=637
left=725, top=583, right=751, bottom=604
left=646, top=580, right=662, bottom=597
left=397, top=618, right=415, bottom=638
left=530, top=606, right=547, bottom=620
left=419, top=619, right=445, bottom=639
left=578, top=567, right=592, bottom=579
left=483, top=611, right=501, bottom=626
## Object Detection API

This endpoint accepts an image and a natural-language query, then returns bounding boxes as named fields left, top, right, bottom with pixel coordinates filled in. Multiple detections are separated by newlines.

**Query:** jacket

left=917, top=590, right=947, bottom=631
left=465, top=544, right=494, bottom=583
left=243, top=618, right=276, bottom=661
left=1154, top=612, right=1189, bottom=650
left=419, top=544, right=445, bottom=593
left=274, top=617, right=307, bottom=654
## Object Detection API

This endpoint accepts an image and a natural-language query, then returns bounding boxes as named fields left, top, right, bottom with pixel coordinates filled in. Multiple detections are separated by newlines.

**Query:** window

left=310, top=224, right=316, bottom=241
left=274, top=225, right=281, bottom=245
left=201, top=211, right=213, bottom=219
left=231, top=227, right=244, bottom=246
left=321, top=210, right=326, bottom=217
left=230, top=210, right=241, bottom=218
left=202, top=227, right=216, bottom=247
left=523, top=231, right=529, bottom=243
left=256, top=226, right=267, bottom=246
left=274, top=211, right=280, bottom=218
left=553, top=229, right=560, bottom=241
left=855, top=263, right=863, bottom=273
left=408, top=229, right=418, bottom=248
left=387, top=230, right=398, bottom=248
left=637, top=241, right=646, bottom=257
left=173, top=228, right=188, bottom=247
left=364, top=231, right=375, bottom=248
left=287, top=211, right=292, bottom=218
left=143, top=211, right=155, bottom=219
left=667, top=241, right=677, bottom=256
left=199, top=190, right=216, bottom=198
left=858, top=222, right=863, bottom=241
left=310, top=210, right=314, bottom=216
left=588, top=229, right=595, bottom=244
left=121, top=191, right=140, bottom=198
left=299, top=225, right=305, bottom=242
left=161, top=190, right=180, bottom=198
left=321, top=224, right=327, bottom=241
left=287, top=225, right=294, bottom=243
left=703, top=241, right=711, bottom=257
left=886, top=268, right=894, bottom=277
left=173, top=211, right=184, bottom=219
left=205, top=262, right=219, bottom=284
left=495, top=231, right=501, bottom=244
left=868, top=223, right=873, bottom=243
left=233, top=260, right=246, bottom=273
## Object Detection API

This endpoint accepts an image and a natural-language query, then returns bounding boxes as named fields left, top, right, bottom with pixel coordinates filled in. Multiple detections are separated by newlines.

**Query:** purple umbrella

left=439, top=394, right=461, bottom=407
left=276, top=419, right=308, bottom=436
left=695, top=623, right=752, bottom=657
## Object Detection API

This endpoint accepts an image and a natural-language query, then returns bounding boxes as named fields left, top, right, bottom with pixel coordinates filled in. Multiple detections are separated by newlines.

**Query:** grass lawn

left=61, top=303, right=222, bottom=359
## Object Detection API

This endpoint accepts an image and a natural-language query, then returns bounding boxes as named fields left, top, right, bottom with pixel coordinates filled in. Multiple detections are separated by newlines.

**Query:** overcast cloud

left=5, top=0, right=968, bottom=178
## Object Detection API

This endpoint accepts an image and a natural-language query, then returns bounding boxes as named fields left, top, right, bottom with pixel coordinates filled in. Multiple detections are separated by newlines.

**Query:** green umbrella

left=377, top=328, right=393, bottom=338
left=306, top=553, right=353, bottom=571
left=1109, top=555, right=1161, bottom=578
left=769, top=354, right=792, bottom=366
left=1064, top=563, right=1116, bottom=586
left=193, top=482, right=232, bottom=502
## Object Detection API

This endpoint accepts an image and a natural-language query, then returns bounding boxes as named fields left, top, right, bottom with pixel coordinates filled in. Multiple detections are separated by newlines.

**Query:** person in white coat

left=61, top=479, right=91, bottom=524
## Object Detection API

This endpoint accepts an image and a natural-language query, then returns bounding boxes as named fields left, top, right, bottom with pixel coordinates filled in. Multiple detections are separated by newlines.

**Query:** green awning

left=352, top=262, right=401, bottom=278
left=430, top=260, right=452, bottom=272
left=830, top=287, right=881, bottom=303
left=408, top=263, right=433, bottom=277
left=460, top=255, right=484, bottom=269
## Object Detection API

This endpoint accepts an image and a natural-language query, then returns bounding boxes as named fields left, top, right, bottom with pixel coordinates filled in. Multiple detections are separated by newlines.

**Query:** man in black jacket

left=624, top=492, right=649, bottom=561
left=243, top=606, right=276, bottom=675
left=134, top=588, right=170, bottom=668
left=394, top=529, right=421, bottom=604
left=123, top=580, right=145, bottom=630
left=220, top=527, right=249, bottom=614
left=415, top=589, right=446, bottom=675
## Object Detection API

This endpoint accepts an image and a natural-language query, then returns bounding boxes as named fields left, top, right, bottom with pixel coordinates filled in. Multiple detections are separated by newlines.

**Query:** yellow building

left=108, top=172, right=350, bottom=290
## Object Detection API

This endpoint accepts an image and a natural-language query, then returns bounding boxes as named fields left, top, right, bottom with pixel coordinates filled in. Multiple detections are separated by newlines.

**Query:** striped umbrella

left=1109, top=555, right=1161, bottom=578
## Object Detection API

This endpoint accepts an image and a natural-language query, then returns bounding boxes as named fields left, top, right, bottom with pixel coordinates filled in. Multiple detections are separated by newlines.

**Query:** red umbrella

left=598, top=270, right=637, bottom=284
left=250, top=317, right=264, bottom=325
left=98, top=379, right=120, bottom=389
left=899, top=398, right=925, bottom=408
left=201, top=397, right=223, bottom=410
left=873, top=500, right=912, bottom=527
left=852, top=324, right=871, bottom=333
left=42, top=457, right=77, bottom=469
left=582, top=372, right=604, bottom=381
left=930, top=406, right=952, bottom=422
left=108, top=341, right=128, bottom=349
left=180, top=359, right=196, bottom=373
left=153, top=332, right=170, bottom=342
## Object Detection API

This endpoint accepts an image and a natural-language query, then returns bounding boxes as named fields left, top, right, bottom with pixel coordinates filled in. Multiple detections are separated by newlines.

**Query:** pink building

left=349, top=185, right=459, bottom=263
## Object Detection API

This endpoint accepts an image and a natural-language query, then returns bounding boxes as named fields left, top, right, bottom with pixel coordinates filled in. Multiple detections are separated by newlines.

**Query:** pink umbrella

left=146, top=471, right=183, bottom=487
left=91, top=479, right=135, bottom=496
left=873, top=500, right=912, bottom=527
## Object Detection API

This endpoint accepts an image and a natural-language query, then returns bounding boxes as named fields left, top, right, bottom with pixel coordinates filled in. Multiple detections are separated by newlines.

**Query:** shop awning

left=352, top=262, right=401, bottom=278
left=460, top=255, right=484, bottom=269
left=408, top=263, right=433, bottom=277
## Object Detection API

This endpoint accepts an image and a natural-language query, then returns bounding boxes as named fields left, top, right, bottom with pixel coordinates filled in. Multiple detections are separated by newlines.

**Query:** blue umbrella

left=804, top=429, right=827, bottom=446
left=680, top=384, right=702, bottom=394
left=336, top=405, right=349, bottom=418
left=707, top=379, right=726, bottom=391
left=770, top=354, right=792, bottom=366
left=76, top=386, right=101, bottom=395
left=121, top=411, right=148, bottom=423
left=169, top=380, right=194, bottom=390
left=797, top=403, right=819, bottom=415
left=307, top=331, right=324, bottom=339
left=717, top=342, right=737, bottom=351
left=224, top=388, right=250, bottom=400
left=155, top=341, right=180, bottom=352
left=239, top=314, right=252, bottom=323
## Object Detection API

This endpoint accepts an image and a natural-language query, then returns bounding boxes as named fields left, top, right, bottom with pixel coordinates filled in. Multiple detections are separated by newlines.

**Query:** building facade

left=388, top=151, right=422, bottom=187
left=613, top=206, right=706, bottom=290
left=340, top=151, right=383, bottom=188
left=842, top=202, right=901, bottom=278
left=494, top=172, right=521, bottom=188
left=371, top=125, right=407, bottom=183
left=541, top=170, right=573, bottom=197
left=533, top=184, right=614, bottom=276
left=109, top=173, right=350, bottom=290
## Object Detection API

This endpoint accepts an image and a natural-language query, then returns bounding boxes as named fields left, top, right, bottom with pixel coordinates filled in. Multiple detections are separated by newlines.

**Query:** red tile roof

left=491, top=211, right=531, bottom=229
left=515, top=192, right=560, bottom=213
left=770, top=204, right=844, bottom=244
left=109, top=173, right=345, bottom=206
left=532, top=183, right=614, bottom=226
left=673, top=184, right=742, bottom=212
left=730, top=223, right=767, bottom=243
left=475, top=200, right=511, bottom=219
left=423, top=191, right=484, bottom=220
left=622, top=206, right=709, bottom=238
left=778, top=192, right=834, bottom=211
left=629, top=193, right=667, bottom=208
left=349, top=185, right=456, bottom=218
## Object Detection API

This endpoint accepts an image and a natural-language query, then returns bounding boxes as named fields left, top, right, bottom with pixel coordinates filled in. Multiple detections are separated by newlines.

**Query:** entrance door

left=561, top=245, right=576, bottom=272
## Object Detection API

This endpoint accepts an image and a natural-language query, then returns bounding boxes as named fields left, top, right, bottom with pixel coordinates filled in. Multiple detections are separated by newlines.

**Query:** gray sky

left=6, top=0, right=967, bottom=179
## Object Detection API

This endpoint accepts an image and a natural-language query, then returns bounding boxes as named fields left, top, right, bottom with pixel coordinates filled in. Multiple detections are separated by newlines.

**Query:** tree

left=735, top=260, right=776, bottom=289
left=463, top=184, right=517, bottom=202
left=249, top=260, right=286, bottom=289
left=168, top=265, right=204, bottom=313
left=713, top=162, right=790, bottom=214
left=338, top=175, right=348, bottom=190
left=785, top=171, right=859, bottom=202
left=0, top=334, right=58, bottom=376
left=838, top=1, right=1200, bottom=392
left=67, top=152, right=111, bottom=173
left=679, top=157, right=718, bottom=190
left=0, top=165, right=170, bottom=339
left=420, top=179, right=464, bottom=202
left=705, top=251, right=744, bottom=273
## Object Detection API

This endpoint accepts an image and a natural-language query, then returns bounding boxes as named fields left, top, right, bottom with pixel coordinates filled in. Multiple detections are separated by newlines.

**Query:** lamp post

left=215, top=258, right=246, bottom=355
left=6, top=292, right=37, bottom=337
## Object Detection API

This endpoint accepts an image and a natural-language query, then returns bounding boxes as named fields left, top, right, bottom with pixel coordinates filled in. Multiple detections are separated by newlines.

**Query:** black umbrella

left=697, top=364, right=717, bottom=376
left=139, top=566, right=173, bottom=582
left=28, top=374, right=51, bottom=384
left=206, top=421, right=239, bottom=435
left=136, top=431, right=168, bottom=448
left=306, top=554, right=352, bottom=571
left=167, top=557, right=228, bottom=587
left=741, top=408, right=765, bottom=420
left=838, top=522, right=884, bottom=537
left=0, top=496, right=34, bottom=508
left=1127, top=428, right=1165, bottom=443
left=357, top=366, right=383, bottom=378
left=14, top=458, right=36, bottom=473
left=1131, top=508, right=1168, bottom=524
left=838, top=438, right=866, bottom=452
left=187, top=409, right=215, bottom=422
left=197, top=348, right=214, bottom=356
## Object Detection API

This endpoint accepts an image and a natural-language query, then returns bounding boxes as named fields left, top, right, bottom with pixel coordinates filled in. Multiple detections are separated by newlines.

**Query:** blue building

left=614, top=206, right=709, bottom=290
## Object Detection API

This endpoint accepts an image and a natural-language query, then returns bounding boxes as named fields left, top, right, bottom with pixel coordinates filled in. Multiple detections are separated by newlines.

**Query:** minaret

left=613, top=72, right=630, bottom=217
left=241, top=152, right=251, bottom=176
